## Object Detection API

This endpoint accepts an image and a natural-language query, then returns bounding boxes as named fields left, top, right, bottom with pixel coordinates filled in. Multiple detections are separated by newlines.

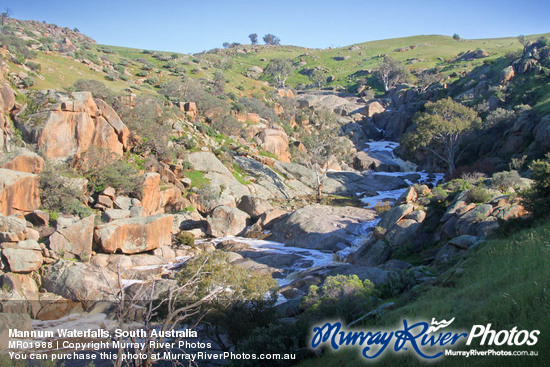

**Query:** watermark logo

left=310, top=319, right=539, bottom=360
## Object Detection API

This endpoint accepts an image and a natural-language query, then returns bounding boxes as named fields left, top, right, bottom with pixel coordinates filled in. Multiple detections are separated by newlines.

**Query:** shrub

left=374, top=201, right=392, bottom=214
left=232, top=322, right=311, bottom=367
left=73, top=79, right=115, bottom=103
left=491, top=170, right=523, bottom=191
left=144, top=76, right=159, bottom=85
left=301, top=274, right=376, bottom=323
left=25, top=61, right=41, bottom=71
left=211, top=115, right=242, bottom=136
left=76, top=148, right=141, bottom=196
left=239, top=97, right=278, bottom=121
left=378, top=269, right=418, bottom=298
left=176, top=231, right=195, bottom=247
left=468, top=186, right=492, bottom=203
left=21, top=77, right=35, bottom=88
left=523, top=155, right=550, bottom=219
left=39, top=164, right=91, bottom=218
left=113, top=64, right=125, bottom=73
left=195, top=122, right=216, bottom=137
left=177, top=251, right=278, bottom=347
left=115, top=95, right=175, bottom=161
left=181, top=161, right=194, bottom=171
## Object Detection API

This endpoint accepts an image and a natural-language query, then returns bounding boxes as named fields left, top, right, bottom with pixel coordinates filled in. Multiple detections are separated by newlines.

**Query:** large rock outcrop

left=94, top=214, right=173, bottom=254
left=0, top=84, right=16, bottom=152
left=140, top=172, right=186, bottom=216
left=270, top=205, right=376, bottom=251
left=207, top=206, right=250, bottom=237
left=0, top=148, right=45, bottom=174
left=1, top=240, right=43, bottom=273
left=253, top=128, right=291, bottom=163
left=43, top=260, right=118, bottom=304
left=49, top=215, right=95, bottom=260
left=16, top=91, right=130, bottom=161
left=0, top=168, right=40, bottom=215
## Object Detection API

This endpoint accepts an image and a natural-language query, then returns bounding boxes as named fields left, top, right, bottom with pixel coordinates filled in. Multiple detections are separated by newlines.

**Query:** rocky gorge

left=0, top=17, right=547, bottom=365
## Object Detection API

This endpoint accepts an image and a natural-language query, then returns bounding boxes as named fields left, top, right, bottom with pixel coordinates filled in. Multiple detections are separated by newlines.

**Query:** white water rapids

left=27, top=141, right=443, bottom=334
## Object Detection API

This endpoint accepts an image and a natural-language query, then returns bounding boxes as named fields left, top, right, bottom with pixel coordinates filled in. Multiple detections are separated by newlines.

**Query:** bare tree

left=375, top=56, right=411, bottom=92
left=0, top=8, right=12, bottom=26
left=102, top=261, right=222, bottom=367
left=416, top=72, right=443, bottom=94
left=263, top=58, right=293, bottom=88
left=300, top=108, right=345, bottom=199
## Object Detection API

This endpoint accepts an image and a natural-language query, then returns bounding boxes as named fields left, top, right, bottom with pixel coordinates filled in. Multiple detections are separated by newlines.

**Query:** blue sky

left=4, top=0, right=550, bottom=54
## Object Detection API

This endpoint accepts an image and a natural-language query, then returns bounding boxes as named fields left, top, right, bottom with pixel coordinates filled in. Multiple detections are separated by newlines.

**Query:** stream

left=26, top=141, right=443, bottom=341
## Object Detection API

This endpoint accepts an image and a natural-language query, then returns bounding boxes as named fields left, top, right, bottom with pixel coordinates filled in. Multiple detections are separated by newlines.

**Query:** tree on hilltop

left=263, top=33, right=281, bottom=45
left=263, top=58, right=293, bottom=88
left=1, top=8, right=12, bottom=26
left=375, top=56, right=411, bottom=92
left=249, top=33, right=258, bottom=45
left=402, top=98, right=481, bottom=175
left=452, top=33, right=461, bottom=41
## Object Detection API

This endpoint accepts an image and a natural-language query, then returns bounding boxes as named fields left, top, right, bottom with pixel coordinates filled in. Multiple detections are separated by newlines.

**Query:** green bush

left=468, top=186, right=492, bottom=203
left=490, top=170, right=523, bottom=191
left=301, top=274, right=376, bottom=323
left=177, top=251, right=278, bottom=350
left=232, top=322, right=311, bottom=367
left=378, top=269, right=418, bottom=299
left=73, top=79, right=115, bottom=103
left=195, top=122, right=216, bottom=137
left=25, top=61, right=41, bottom=71
left=39, top=164, right=91, bottom=218
left=176, top=231, right=195, bottom=247
left=181, top=161, right=194, bottom=171
left=211, top=115, right=243, bottom=136
left=77, top=149, right=141, bottom=196
left=144, top=76, right=159, bottom=85
left=523, top=155, right=550, bottom=218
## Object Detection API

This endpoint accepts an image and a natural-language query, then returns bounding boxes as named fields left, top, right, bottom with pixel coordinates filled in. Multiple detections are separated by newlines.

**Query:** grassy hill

left=4, top=17, right=547, bottom=99
left=298, top=218, right=550, bottom=366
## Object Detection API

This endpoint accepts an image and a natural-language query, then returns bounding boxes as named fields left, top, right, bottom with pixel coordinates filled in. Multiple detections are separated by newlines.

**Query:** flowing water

left=26, top=141, right=443, bottom=335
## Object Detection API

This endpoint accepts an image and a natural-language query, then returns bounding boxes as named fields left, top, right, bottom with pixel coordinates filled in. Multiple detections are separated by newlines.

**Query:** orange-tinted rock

left=361, top=101, right=385, bottom=117
left=0, top=84, right=15, bottom=113
left=0, top=168, right=40, bottom=216
left=17, top=91, right=129, bottom=161
left=234, top=111, right=261, bottom=123
left=184, top=102, right=198, bottom=118
left=160, top=186, right=186, bottom=213
left=49, top=215, right=95, bottom=260
left=140, top=172, right=162, bottom=216
left=94, top=214, right=173, bottom=254
left=254, top=128, right=291, bottom=162
left=0, top=114, right=12, bottom=151
left=274, top=103, right=284, bottom=115
left=277, top=89, right=294, bottom=98
left=0, top=148, right=45, bottom=174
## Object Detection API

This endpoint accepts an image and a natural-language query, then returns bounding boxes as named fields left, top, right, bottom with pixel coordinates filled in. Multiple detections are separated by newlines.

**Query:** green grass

left=230, top=34, right=550, bottom=92
left=185, top=169, right=210, bottom=188
left=299, top=219, right=550, bottom=367
left=232, top=162, right=251, bottom=185
left=24, top=32, right=550, bottom=100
